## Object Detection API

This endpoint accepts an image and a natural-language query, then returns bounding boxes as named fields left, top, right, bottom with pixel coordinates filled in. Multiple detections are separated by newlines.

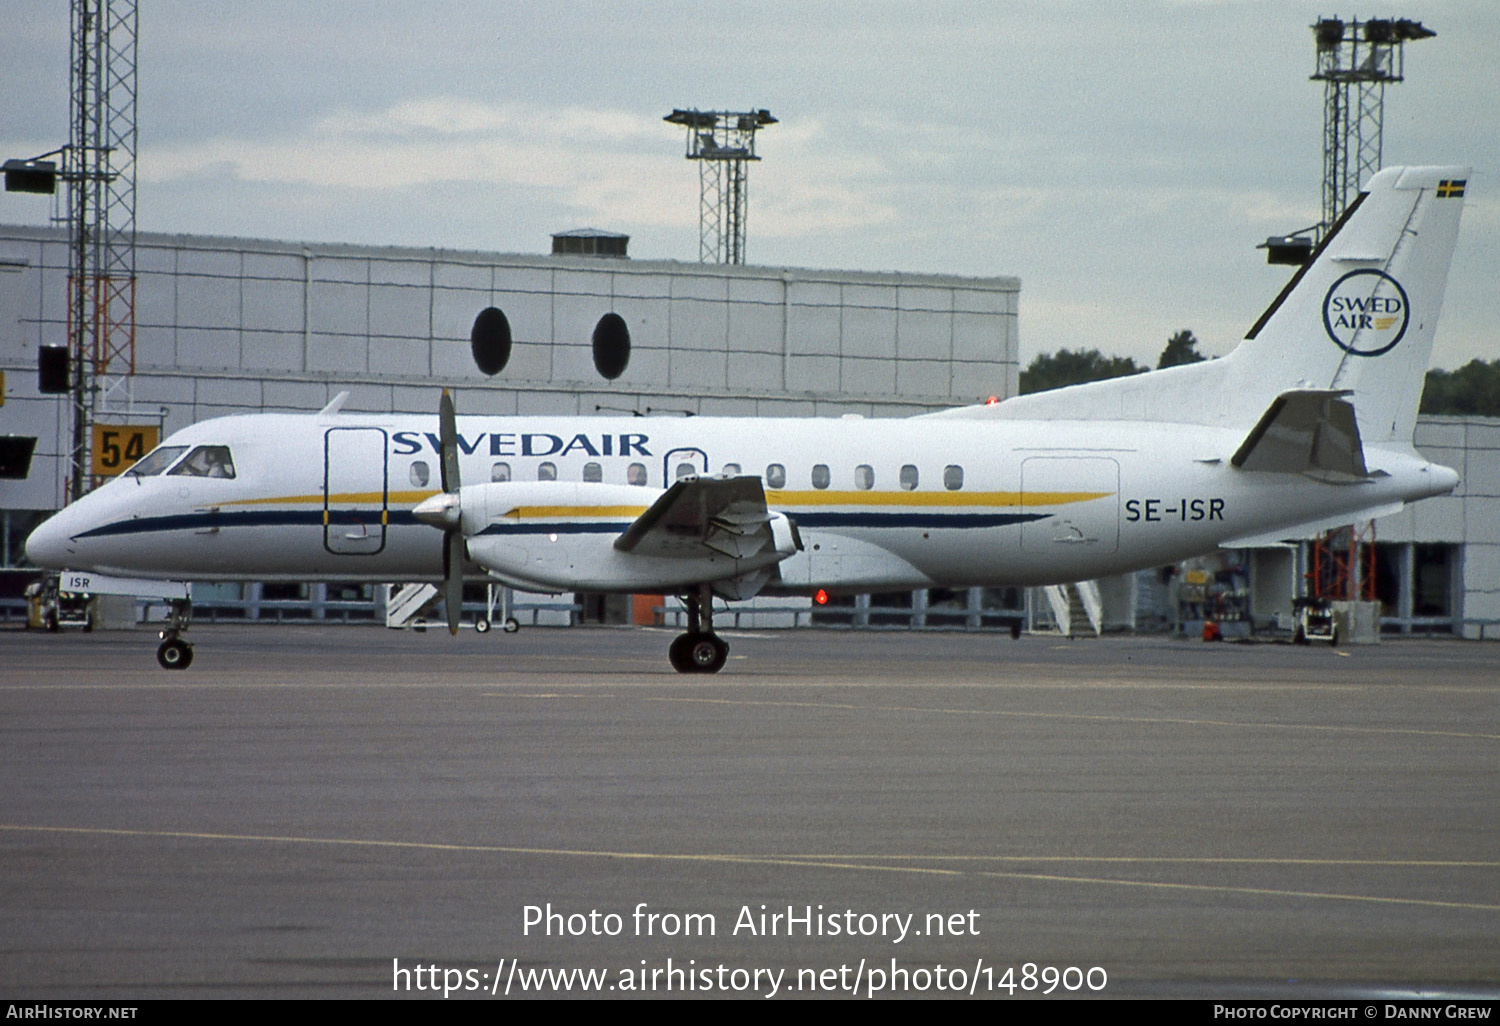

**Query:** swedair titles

left=392, top=430, right=651, bottom=458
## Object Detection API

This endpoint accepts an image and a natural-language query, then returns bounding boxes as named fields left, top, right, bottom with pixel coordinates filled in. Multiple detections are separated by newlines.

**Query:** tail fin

left=1229, top=165, right=1469, bottom=444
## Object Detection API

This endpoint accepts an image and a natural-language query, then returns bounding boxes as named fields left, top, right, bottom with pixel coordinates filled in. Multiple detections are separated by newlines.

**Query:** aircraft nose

left=24, top=513, right=75, bottom=569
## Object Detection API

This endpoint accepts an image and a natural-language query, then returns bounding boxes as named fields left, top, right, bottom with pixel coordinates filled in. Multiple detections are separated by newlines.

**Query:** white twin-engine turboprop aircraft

left=26, top=165, right=1469, bottom=672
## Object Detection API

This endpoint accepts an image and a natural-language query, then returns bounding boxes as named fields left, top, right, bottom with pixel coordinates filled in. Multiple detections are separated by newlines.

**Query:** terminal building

left=0, top=222, right=1494, bottom=639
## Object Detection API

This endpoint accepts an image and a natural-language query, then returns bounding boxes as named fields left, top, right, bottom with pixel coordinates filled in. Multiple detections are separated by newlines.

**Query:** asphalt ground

left=0, top=623, right=1496, bottom=1000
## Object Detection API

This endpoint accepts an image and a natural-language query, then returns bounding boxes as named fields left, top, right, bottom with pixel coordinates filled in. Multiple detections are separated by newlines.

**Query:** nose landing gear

left=156, top=599, right=194, bottom=670
left=668, top=587, right=728, bottom=674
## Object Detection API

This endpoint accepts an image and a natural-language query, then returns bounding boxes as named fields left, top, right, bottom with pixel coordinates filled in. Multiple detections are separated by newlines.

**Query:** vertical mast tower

left=1311, top=16, right=1433, bottom=234
left=68, top=0, right=140, bottom=499
left=664, top=108, right=776, bottom=264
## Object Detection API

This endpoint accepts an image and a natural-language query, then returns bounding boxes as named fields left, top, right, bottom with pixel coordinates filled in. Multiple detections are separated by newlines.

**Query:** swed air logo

left=1323, top=269, right=1410, bottom=357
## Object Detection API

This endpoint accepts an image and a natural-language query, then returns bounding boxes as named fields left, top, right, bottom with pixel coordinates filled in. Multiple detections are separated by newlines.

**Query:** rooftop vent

left=551, top=228, right=629, bottom=258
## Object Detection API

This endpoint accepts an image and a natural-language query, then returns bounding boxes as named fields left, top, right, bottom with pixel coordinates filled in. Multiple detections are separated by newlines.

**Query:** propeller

left=413, top=390, right=465, bottom=635
left=439, top=390, right=464, bottom=636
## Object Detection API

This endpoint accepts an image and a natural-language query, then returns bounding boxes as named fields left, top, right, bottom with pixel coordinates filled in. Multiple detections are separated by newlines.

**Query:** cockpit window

left=127, top=445, right=188, bottom=477
left=168, top=445, right=236, bottom=479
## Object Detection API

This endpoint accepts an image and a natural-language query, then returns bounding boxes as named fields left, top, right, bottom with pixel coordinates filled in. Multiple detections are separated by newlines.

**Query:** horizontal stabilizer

left=1231, top=390, right=1368, bottom=480
left=1221, top=502, right=1406, bottom=549
left=614, top=474, right=780, bottom=560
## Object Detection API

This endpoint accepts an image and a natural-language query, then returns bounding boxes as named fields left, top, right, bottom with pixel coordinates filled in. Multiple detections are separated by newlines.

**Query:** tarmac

left=1, top=623, right=1496, bottom=1000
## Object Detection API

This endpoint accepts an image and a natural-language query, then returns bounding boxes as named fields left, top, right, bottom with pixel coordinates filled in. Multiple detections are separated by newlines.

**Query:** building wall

left=0, top=224, right=1021, bottom=511
left=1374, top=416, right=1500, bottom=638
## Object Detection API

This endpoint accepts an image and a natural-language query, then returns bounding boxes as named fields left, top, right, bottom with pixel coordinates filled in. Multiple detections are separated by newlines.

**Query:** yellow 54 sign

left=92, top=424, right=160, bottom=476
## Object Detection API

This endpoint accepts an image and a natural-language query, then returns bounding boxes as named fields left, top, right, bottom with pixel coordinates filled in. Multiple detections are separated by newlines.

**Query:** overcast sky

left=4, top=0, right=1495, bottom=371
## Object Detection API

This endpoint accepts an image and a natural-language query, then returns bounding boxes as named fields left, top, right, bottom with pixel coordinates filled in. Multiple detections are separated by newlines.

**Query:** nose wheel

left=668, top=587, right=728, bottom=674
left=155, top=598, right=194, bottom=670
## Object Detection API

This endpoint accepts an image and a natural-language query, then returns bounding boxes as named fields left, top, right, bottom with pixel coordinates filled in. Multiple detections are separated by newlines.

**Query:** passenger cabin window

left=722, top=463, right=741, bottom=476
left=491, top=462, right=511, bottom=483
left=409, top=461, right=430, bottom=487
left=854, top=464, right=874, bottom=490
left=675, top=462, right=696, bottom=481
left=944, top=464, right=964, bottom=491
left=128, top=445, right=188, bottom=477
left=811, top=464, right=830, bottom=489
left=169, top=445, right=236, bottom=479
left=765, top=463, right=786, bottom=489
left=583, top=462, right=603, bottom=482
left=900, top=464, right=919, bottom=491
left=538, top=462, right=557, bottom=481
left=627, top=462, right=647, bottom=486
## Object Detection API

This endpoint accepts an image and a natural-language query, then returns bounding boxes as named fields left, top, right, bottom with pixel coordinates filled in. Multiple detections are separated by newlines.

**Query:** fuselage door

left=324, top=427, right=388, bottom=555
left=663, top=446, right=709, bottom=484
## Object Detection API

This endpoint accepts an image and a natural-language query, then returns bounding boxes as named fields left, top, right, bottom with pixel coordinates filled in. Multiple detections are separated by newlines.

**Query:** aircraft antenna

left=664, top=108, right=776, bottom=264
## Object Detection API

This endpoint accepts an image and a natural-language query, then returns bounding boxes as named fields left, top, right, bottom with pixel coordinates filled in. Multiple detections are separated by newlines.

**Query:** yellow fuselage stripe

left=223, top=489, right=1114, bottom=514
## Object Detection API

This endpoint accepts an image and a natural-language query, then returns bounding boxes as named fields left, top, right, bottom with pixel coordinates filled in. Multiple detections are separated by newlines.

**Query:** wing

left=614, top=474, right=799, bottom=560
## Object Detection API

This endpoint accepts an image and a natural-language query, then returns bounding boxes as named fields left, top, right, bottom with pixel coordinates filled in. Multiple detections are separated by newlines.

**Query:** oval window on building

left=471, top=306, right=512, bottom=376
left=592, top=313, right=631, bottom=379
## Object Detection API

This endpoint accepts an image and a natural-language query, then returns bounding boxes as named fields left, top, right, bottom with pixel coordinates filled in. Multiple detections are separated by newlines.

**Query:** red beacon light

left=813, top=589, right=829, bottom=605
left=985, top=396, right=999, bottom=406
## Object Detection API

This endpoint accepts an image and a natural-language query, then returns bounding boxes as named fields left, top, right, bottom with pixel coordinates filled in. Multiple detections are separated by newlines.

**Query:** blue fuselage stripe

left=75, top=508, right=1052, bottom=540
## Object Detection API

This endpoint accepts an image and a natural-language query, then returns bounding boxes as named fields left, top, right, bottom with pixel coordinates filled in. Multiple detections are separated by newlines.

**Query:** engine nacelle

left=460, top=480, right=796, bottom=594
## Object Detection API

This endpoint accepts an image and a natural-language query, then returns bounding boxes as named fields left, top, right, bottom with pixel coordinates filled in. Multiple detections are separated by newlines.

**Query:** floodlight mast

left=5, top=2, right=140, bottom=503
left=664, top=108, right=776, bottom=264
left=1311, top=16, right=1434, bottom=236
left=69, top=0, right=140, bottom=501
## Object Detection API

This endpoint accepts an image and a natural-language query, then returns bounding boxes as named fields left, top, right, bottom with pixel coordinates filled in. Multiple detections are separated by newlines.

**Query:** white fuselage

left=25, top=410, right=1458, bottom=595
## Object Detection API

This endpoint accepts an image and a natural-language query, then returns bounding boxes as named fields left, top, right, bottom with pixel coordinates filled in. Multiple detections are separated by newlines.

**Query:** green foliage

left=1420, top=359, right=1500, bottom=416
left=1019, top=348, right=1146, bottom=395
left=1157, top=329, right=1206, bottom=369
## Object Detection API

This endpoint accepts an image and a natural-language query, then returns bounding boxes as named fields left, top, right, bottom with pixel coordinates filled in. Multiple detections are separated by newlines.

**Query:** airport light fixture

left=1311, top=15, right=1434, bottom=234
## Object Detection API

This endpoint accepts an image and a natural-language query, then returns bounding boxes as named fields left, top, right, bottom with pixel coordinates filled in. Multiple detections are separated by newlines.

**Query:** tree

left=1019, top=348, right=1146, bottom=395
left=1420, top=359, right=1500, bottom=416
left=1157, top=329, right=1206, bottom=369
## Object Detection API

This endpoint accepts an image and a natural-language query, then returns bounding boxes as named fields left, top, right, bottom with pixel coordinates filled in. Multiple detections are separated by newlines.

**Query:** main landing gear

left=668, top=587, right=728, bottom=674
left=156, top=598, right=194, bottom=670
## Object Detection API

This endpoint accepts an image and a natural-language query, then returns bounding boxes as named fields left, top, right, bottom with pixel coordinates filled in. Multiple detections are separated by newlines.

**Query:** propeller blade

left=444, top=530, right=464, bottom=636
left=438, top=390, right=464, bottom=635
left=439, top=389, right=461, bottom=493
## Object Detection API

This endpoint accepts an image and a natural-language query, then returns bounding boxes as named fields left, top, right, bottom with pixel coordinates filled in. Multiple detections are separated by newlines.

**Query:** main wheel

left=689, top=633, right=728, bottom=674
left=503, top=617, right=520, bottom=633
left=156, top=638, right=194, bottom=670
left=474, top=618, right=491, bottom=634
left=668, top=633, right=695, bottom=673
